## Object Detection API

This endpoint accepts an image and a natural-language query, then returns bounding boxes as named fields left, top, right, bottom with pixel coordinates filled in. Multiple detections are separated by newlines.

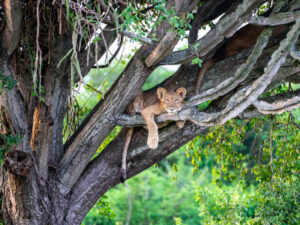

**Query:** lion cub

left=141, top=87, right=186, bottom=149
left=121, top=87, right=186, bottom=181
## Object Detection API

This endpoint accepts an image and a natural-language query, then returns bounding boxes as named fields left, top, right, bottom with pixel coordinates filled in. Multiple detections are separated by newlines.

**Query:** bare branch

left=121, top=30, right=155, bottom=44
left=248, top=10, right=300, bottom=26
left=290, top=44, right=300, bottom=61
left=145, top=31, right=179, bottom=67
left=188, top=0, right=233, bottom=43
left=253, top=89, right=300, bottom=114
left=93, top=34, right=124, bottom=69
left=76, top=25, right=117, bottom=81
left=98, top=0, right=117, bottom=23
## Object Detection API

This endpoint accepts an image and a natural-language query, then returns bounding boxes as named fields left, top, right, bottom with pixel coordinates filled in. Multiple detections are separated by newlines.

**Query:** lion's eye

left=175, top=99, right=179, bottom=103
left=165, top=99, right=169, bottom=103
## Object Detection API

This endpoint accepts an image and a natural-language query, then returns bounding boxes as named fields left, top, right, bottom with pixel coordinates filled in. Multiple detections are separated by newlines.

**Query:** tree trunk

left=3, top=173, right=60, bottom=224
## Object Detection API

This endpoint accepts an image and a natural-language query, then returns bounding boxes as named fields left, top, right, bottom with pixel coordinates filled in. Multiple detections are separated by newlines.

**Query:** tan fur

left=195, top=24, right=289, bottom=95
left=121, top=87, right=186, bottom=182
left=142, top=87, right=186, bottom=149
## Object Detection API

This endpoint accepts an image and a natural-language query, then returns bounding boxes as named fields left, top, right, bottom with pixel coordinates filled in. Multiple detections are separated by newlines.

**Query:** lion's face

left=157, top=87, right=186, bottom=115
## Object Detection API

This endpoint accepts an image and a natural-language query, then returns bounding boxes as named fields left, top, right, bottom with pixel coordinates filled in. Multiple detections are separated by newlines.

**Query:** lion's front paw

left=176, top=120, right=185, bottom=129
left=147, top=134, right=159, bottom=149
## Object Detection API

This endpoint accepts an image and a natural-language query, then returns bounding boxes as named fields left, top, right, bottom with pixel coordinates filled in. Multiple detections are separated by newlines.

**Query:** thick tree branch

left=188, top=0, right=235, bottom=43
left=115, top=88, right=300, bottom=127
left=159, top=0, right=264, bottom=65
left=145, top=31, right=179, bottom=67
left=253, top=89, right=300, bottom=114
left=248, top=10, right=300, bottom=26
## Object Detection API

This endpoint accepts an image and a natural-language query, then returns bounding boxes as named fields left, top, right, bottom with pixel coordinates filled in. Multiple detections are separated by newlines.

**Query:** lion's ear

left=157, top=87, right=167, bottom=100
left=176, top=87, right=186, bottom=99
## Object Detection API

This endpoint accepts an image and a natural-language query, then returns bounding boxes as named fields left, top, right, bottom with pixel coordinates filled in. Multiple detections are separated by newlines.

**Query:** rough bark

left=0, top=0, right=299, bottom=224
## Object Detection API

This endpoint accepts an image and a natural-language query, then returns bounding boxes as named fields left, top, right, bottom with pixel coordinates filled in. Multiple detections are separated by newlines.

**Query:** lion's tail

left=121, top=128, right=134, bottom=183
left=195, top=59, right=217, bottom=95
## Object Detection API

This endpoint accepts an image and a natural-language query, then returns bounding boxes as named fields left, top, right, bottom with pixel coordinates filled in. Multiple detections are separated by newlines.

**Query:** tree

left=0, top=0, right=299, bottom=224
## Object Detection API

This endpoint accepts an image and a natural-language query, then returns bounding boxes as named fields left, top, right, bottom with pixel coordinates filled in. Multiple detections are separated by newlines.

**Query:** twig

left=93, top=34, right=124, bottom=68
left=33, top=0, right=43, bottom=97
left=289, top=112, right=300, bottom=129
left=121, top=30, right=154, bottom=44
left=85, top=83, right=104, bottom=95
left=269, top=115, right=274, bottom=176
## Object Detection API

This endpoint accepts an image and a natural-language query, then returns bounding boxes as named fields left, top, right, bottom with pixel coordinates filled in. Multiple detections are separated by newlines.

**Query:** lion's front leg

left=142, top=105, right=160, bottom=149
left=147, top=122, right=159, bottom=149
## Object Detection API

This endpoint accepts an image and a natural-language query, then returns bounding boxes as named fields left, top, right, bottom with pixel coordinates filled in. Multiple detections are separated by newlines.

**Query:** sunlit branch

left=121, top=30, right=155, bottom=44
left=248, top=10, right=300, bottom=25
left=253, top=90, right=300, bottom=114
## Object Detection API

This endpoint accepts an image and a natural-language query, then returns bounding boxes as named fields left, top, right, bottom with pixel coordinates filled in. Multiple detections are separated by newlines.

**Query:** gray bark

left=0, top=0, right=299, bottom=224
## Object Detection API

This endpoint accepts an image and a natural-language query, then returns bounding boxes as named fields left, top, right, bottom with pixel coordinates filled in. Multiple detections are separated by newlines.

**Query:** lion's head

left=157, top=87, right=186, bottom=115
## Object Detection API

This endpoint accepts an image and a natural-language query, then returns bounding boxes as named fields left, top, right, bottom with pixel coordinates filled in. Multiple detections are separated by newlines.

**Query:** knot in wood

left=4, top=150, right=33, bottom=177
